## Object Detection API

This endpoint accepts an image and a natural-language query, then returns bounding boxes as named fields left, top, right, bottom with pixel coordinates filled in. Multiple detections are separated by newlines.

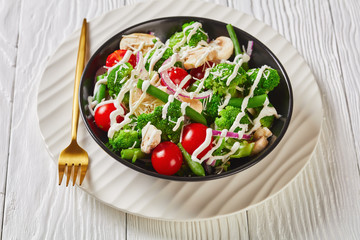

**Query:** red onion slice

left=212, top=130, right=251, bottom=140
left=246, top=41, right=254, bottom=57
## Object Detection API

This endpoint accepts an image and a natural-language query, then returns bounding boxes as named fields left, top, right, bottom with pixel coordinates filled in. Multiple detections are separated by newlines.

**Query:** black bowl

left=79, top=17, right=293, bottom=181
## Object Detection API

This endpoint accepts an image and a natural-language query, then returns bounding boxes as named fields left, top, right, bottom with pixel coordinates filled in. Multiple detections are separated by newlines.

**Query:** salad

left=88, top=21, right=281, bottom=177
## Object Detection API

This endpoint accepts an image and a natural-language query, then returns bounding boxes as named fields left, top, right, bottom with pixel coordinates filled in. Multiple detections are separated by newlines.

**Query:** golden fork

left=58, top=19, right=88, bottom=186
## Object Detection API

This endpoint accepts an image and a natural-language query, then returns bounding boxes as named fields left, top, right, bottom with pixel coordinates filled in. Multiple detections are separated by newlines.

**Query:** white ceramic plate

left=37, top=0, right=322, bottom=220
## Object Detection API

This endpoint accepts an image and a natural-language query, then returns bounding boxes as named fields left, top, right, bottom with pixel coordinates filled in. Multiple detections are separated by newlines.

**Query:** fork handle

left=71, top=19, right=87, bottom=141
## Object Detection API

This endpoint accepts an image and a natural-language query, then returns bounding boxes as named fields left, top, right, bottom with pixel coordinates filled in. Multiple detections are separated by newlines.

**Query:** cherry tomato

left=151, top=142, right=183, bottom=175
left=94, top=103, right=125, bottom=131
left=181, top=123, right=213, bottom=159
left=161, top=67, right=192, bottom=89
left=106, top=49, right=136, bottom=68
left=189, top=62, right=215, bottom=80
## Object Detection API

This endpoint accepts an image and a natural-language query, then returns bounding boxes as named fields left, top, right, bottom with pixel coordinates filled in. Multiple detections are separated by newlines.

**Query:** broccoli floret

left=202, top=94, right=223, bottom=124
left=145, top=47, right=174, bottom=72
left=108, top=129, right=141, bottom=151
left=204, top=63, right=247, bottom=97
left=245, top=68, right=280, bottom=96
left=137, top=101, right=183, bottom=143
left=215, top=106, right=251, bottom=132
left=253, top=104, right=275, bottom=128
left=107, top=62, right=133, bottom=96
left=168, top=21, right=208, bottom=49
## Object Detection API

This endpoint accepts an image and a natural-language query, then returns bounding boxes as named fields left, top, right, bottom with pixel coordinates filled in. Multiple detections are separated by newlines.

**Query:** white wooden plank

left=127, top=214, right=249, bottom=240
left=328, top=0, right=360, bottom=167
left=0, top=0, right=21, bottom=238
left=229, top=0, right=360, bottom=239
left=2, top=0, right=130, bottom=239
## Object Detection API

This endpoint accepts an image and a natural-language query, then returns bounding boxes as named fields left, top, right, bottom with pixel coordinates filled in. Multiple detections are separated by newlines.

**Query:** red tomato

left=94, top=103, right=125, bottom=131
left=189, top=62, right=215, bottom=80
left=161, top=67, right=192, bottom=89
left=181, top=123, right=213, bottom=159
left=106, top=49, right=136, bottom=68
left=151, top=142, right=183, bottom=175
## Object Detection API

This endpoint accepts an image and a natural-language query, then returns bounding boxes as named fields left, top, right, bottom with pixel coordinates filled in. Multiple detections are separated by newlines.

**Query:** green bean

left=95, top=73, right=107, bottom=103
left=226, top=24, right=242, bottom=56
left=121, top=148, right=147, bottom=163
left=177, top=143, right=205, bottom=176
left=226, top=24, right=249, bottom=70
left=228, top=94, right=268, bottom=109
left=137, top=79, right=207, bottom=125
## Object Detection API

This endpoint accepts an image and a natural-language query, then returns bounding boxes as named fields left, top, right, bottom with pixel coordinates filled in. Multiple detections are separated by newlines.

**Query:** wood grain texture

left=1, top=0, right=360, bottom=239
left=230, top=0, right=360, bottom=239
left=0, top=0, right=21, bottom=238
left=329, top=0, right=360, bottom=167
left=127, top=214, right=249, bottom=240
left=1, top=0, right=129, bottom=239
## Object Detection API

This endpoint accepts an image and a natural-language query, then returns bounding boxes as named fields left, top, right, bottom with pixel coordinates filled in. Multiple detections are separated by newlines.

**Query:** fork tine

left=59, top=164, right=66, bottom=185
left=66, top=164, right=73, bottom=187
left=72, top=164, right=80, bottom=186
left=79, top=164, right=88, bottom=185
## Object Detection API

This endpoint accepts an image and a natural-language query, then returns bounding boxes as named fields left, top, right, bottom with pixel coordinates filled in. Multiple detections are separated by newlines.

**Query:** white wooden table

left=1, top=0, right=360, bottom=239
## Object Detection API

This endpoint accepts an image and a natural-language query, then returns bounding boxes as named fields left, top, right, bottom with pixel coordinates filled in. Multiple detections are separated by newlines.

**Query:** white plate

left=37, top=0, right=322, bottom=220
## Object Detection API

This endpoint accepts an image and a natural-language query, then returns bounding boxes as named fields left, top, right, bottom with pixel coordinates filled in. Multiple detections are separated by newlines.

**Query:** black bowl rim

left=79, top=16, right=293, bottom=182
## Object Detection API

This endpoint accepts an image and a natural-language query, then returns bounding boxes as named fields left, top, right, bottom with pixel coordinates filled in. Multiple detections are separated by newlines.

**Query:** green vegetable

left=178, top=143, right=205, bottom=176
left=145, top=47, right=174, bottom=72
left=213, top=138, right=254, bottom=159
left=230, top=141, right=254, bottom=158
left=108, top=120, right=141, bottom=151
left=204, top=63, right=247, bottom=96
left=121, top=148, right=147, bottom=163
left=245, top=68, right=280, bottom=96
left=137, top=101, right=183, bottom=143
left=226, top=24, right=249, bottom=70
left=226, top=24, right=241, bottom=56
left=227, top=94, right=268, bottom=108
left=215, top=106, right=251, bottom=132
left=107, top=62, right=133, bottom=96
left=94, top=73, right=107, bottom=103
left=201, top=94, right=223, bottom=124
left=168, top=21, right=208, bottom=49
left=253, top=105, right=275, bottom=128
left=137, top=79, right=207, bottom=125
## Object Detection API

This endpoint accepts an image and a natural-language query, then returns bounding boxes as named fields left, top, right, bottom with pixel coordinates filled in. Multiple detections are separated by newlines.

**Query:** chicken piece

left=209, top=36, right=234, bottom=60
left=252, top=136, right=269, bottom=155
left=120, top=33, right=157, bottom=54
left=179, top=96, right=203, bottom=113
left=254, top=127, right=273, bottom=140
left=141, top=124, right=162, bottom=154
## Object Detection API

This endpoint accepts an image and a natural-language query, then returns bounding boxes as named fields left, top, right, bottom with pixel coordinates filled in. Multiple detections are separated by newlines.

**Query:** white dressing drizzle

left=191, top=128, right=213, bottom=163
left=209, top=141, right=240, bottom=163
left=93, top=78, right=108, bottom=96
left=247, top=97, right=278, bottom=134
left=173, top=22, right=204, bottom=52
left=217, top=93, right=231, bottom=113
left=162, top=94, right=174, bottom=119
left=172, top=102, right=189, bottom=131
left=226, top=60, right=242, bottom=86
left=106, top=50, right=133, bottom=74
left=158, top=53, right=179, bottom=72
